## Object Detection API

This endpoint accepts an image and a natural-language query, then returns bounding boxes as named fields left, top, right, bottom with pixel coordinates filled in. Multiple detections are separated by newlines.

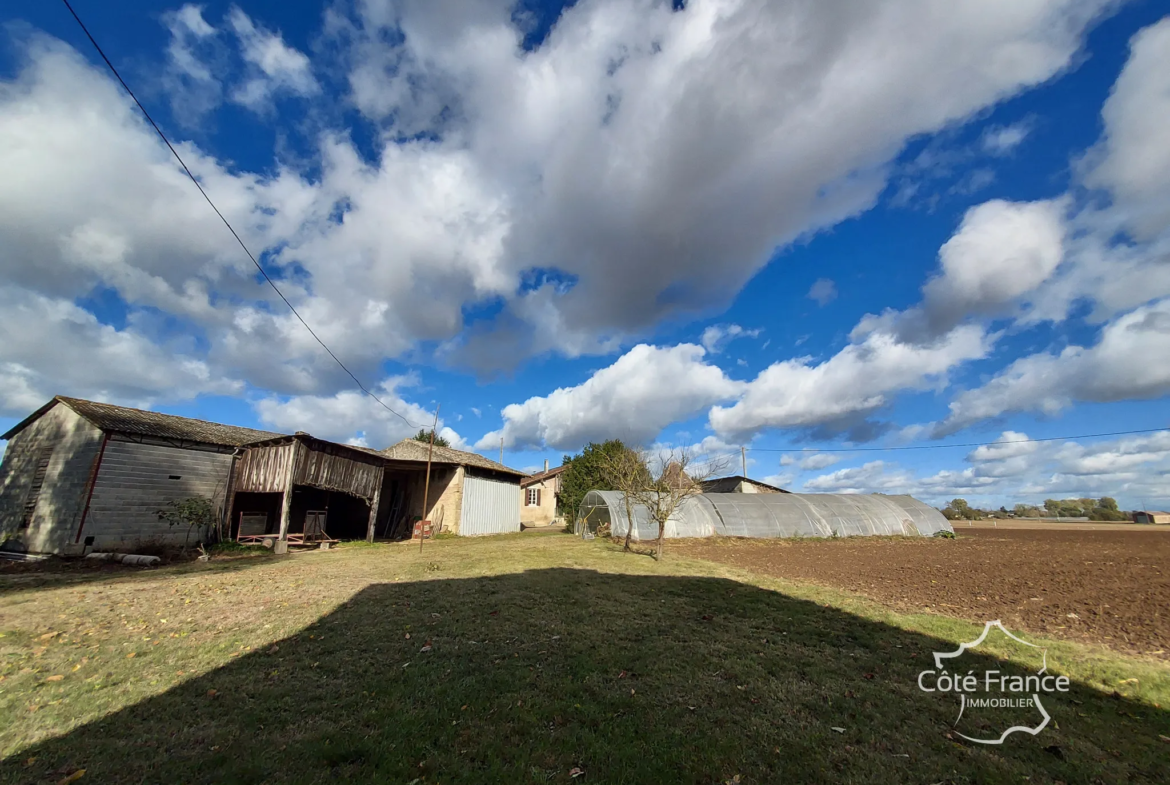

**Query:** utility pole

left=500, top=437, right=504, bottom=466
left=420, top=404, right=440, bottom=553
left=741, top=446, right=747, bottom=478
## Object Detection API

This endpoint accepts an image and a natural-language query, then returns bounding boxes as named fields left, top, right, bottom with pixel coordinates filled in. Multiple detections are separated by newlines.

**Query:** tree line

left=940, top=497, right=1130, bottom=521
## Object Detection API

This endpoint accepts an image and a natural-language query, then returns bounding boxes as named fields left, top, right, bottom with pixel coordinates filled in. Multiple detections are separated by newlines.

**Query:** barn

left=0, top=396, right=279, bottom=555
left=578, top=490, right=953, bottom=539
left=0, top=397, right=526, bottom=555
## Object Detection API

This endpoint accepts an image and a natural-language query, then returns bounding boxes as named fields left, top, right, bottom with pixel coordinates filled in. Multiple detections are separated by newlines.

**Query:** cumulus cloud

left=802, top=430, right=1170, bottom=508
left=0, top=286, right=239, bottom=416
left=807, top=279, right=838, bottom=307
left=1082, top=17, right=1170, bottom=240
left=227, top=7, right=319, bottom=110
left=253, top=377, right=463, bottom=449
left=700, top=324, right=759, bottom=354
left=799, top=453, right=841, bottom=471
left=938, top=299, right=1170, bottom=434
left=709, top=324, right=990, bottom=440
left=476, top=344, right=744, bottom=451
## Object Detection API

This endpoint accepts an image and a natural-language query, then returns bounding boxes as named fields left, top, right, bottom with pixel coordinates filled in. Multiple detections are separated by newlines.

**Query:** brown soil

left=672, top=528, right=1170, bottom=658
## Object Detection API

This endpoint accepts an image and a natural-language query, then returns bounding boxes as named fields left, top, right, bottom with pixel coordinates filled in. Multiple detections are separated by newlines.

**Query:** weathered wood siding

left=84, top=438, right=233, bottom=549
left=0, top=403, right=105, bottom=553
left=235, top=440, right=383, bottom=501
left=294, top=444, right=381, bottom=500
left=234, top=442, right=297, bottom=494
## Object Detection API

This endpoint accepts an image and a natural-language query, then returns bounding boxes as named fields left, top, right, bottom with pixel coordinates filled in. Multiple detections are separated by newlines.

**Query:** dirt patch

left=672, top=528, right=1170, bottom=658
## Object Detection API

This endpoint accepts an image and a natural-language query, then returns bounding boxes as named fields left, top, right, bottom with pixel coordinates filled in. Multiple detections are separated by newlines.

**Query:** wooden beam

left=277, top=441, right=299, bottom=545
left=366, top=466, right=384, bottom=543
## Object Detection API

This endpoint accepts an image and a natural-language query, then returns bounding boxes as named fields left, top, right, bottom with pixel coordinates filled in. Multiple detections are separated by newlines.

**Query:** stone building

left=520, top=461, right=567, bottom=528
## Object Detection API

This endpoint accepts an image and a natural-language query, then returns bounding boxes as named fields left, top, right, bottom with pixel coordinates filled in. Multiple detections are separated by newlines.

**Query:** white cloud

left=807, top=278, right=838, bottom=307
left=228, top=7, right=319, bottom=111
left=799, top=453, right=841, bottom=471
left=700, top=323, right=759, bottom=353
left=253, top=377, right=463, bottom=449
left=709, top=324, right=990, bottom=440
left=1083, top=17, right=1170, bottom=240
left=161, top=4, right=222, bottom=125
left=802, top=430, right=1170, bottom=508
left=477, top=343, right=744, bottom=450
left=938, top=299, right=1170, bottom=433
left=980, top=119, right=1034, bottom=155
left=0, top=286, right=239, bottom=416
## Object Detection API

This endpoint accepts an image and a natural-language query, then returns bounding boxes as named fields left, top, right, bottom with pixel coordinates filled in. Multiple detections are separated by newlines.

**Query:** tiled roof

left=381, top=439, right=525, bottom=476
left=520, top=464, right=567, bottom=487
left=1, top=396, right=283, bottom=447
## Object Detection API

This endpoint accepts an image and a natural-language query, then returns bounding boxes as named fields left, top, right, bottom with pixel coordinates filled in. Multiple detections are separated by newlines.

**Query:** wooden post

left=420, top=405, right=440, bottom=553
left=366, top=465, right=384, bottom=543
left=276, top=441, right=298, bottom=552
left=741, top=446, right=747, bottom=478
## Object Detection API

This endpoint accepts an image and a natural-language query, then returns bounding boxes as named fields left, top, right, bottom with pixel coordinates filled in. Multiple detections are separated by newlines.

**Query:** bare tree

left=599, top=446, right=651, bottom=552
left=631, top=449, right=726, bottom=561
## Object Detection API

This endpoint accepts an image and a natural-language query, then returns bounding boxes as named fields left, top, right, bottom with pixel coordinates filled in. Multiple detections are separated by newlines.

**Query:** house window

left=21, top=449, right=53, bottom=529
left=526, top=487, right=541, bottom=506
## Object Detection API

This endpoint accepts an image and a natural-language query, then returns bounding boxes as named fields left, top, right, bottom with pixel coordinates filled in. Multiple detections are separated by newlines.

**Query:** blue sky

left=2, top=0, right=1169, bottom=509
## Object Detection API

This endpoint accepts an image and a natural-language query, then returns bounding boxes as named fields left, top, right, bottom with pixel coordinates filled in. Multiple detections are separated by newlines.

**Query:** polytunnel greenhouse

left=577, top=490, right=952, bottom=539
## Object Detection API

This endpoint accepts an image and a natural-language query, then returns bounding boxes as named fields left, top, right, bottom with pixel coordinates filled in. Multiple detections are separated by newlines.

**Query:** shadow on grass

left=2, top=569, right=1166, bottom=784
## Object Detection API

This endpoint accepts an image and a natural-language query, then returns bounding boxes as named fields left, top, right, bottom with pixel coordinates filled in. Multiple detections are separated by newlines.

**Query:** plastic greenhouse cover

left=579, top=490, right=952, bottom=540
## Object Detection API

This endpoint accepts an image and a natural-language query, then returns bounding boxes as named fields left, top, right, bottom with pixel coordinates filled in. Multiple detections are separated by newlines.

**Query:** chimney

left=544, top=459, right=549, bottom=472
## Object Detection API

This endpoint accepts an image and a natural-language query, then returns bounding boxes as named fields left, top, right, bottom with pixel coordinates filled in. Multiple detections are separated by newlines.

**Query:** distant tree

left=413, top=429, right=450, bottom=448
left=946, top=498, right=975, bottom=520
left=1098, top=497, right=1119, bottom=511
left=631, top=449, right=725, bottom=561
left=557, top=440, right=630, bottom=527
left=599, top=446, right=652, bottom=552
left=157, top=496, right=217, bottom=551
left=1044, top=498, right=1061, bottom=515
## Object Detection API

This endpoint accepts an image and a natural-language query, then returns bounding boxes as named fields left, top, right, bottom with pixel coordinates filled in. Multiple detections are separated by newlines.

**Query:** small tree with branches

left=631, top=449, right=725, bottom=561
left=599, top=446, right=652, bottom=552
left=156, top=496, right=217, bottom=552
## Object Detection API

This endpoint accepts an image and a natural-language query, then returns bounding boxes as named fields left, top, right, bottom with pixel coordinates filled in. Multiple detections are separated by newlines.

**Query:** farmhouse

left=578, top=490, right=952, bottom=539
left=1132, top=510, right=1170, bottom=524
left=0, top=397, right=524, bottom=555
left=520, top=460, right=567, bottom=528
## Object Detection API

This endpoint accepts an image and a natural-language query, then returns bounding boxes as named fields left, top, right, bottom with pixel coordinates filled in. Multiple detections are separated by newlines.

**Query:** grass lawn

left=1, top=534, right=1167, bottom=784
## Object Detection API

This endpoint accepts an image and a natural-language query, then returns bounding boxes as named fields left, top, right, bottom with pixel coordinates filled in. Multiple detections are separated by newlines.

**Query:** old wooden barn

left=0, top=397, right=524, bottom=555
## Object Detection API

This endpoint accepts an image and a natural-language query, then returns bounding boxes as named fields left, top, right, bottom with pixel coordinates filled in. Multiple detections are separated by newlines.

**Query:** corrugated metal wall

left=459, top=475, right=520, bottom=536
left=85, top=439, right=233, bottom=549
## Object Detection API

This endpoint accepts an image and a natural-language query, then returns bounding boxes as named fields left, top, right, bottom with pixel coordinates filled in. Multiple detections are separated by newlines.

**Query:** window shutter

left=536, top=488, right=542, bottom=507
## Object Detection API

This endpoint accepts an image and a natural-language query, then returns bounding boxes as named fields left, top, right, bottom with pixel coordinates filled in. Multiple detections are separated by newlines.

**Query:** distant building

left=698, top=475, right=789, bottom=494
left=520, top=461, right=566, bottom=527
left=1132, top=510, right=1170, bottom=524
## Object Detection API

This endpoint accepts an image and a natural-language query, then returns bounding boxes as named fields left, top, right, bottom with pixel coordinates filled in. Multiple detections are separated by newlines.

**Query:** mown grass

left=1, top=535, right=1167, bottom=784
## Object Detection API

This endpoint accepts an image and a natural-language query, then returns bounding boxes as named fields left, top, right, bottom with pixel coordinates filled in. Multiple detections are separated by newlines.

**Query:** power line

left=61, top=0, right=423, bottom=429
left=745, top=427, right=1169, bottom=454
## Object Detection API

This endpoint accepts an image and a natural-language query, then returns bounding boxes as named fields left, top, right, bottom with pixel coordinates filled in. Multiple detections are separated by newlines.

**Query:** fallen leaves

left=56, top=770, right=85, bottom=784
left=44, top=675, right=64, bottom=682
left=569, top=767, right=585, bottom=778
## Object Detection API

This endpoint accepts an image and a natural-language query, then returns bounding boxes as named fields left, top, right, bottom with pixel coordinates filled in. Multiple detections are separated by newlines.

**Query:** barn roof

left=1, top=396, right=283, bottom=447
left=381, top=439, right=525, bottom=476
left=520, top=464, right=567, bottom=488
left=698, top=475, right=790, bottom=493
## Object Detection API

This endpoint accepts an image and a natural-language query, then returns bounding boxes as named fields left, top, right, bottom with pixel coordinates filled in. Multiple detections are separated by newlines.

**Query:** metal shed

left=579, top=490, right=952, bottom=539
